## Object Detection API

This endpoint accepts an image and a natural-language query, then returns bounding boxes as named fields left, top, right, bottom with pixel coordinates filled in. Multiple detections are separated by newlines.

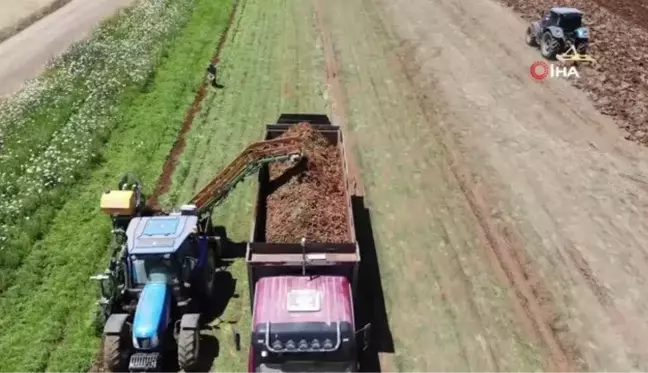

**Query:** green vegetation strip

left=0, top=0, right=233, bottom=370
left=0, top=0, right=195, bottom=292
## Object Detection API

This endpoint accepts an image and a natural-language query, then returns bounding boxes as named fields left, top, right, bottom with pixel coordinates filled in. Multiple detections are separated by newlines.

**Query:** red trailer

left=246, top=114, right=371, bottom=372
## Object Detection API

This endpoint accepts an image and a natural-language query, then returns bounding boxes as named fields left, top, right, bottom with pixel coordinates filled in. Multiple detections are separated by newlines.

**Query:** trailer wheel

left=177, top=329, right=199, bottom=371
left=103, top=335, right=127, bottom=372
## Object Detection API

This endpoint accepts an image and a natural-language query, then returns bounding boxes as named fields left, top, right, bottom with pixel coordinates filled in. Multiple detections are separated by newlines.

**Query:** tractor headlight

left=133, top=333, right=159, bottom=350
left=271, top=340, right=283, bottom=351
left=576, top=28, right=589, bottom=38
left=137, top=338, right=151, bottom=349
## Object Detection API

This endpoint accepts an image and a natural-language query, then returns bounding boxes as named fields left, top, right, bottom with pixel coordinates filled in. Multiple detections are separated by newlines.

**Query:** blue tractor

left=92, top=124, right=307, bottom=372
left=94, top=204, right=218, bottom=372
left=525, top=7, right=593, bottom=62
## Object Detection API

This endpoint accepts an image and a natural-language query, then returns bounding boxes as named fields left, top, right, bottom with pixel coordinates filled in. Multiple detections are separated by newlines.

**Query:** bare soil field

left=365, top=0, right=648, bottom=370
left=499, top=0, right=648, bottom=145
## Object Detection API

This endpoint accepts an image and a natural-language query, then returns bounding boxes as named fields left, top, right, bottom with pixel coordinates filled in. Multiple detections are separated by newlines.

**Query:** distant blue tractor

left=525, top=7, right=592, bottom=61
left=94, top=199, right=219, bottom=372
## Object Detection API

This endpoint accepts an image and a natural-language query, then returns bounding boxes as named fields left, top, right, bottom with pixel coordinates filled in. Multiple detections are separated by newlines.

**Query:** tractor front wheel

left=177, top=328, right=200, bottom=372
left=540, top=32, right=561, bottom=60
left=576, top=41, right=588, bottom=54
left=103, top=335, right=128, bottom=372
left=525, top=26, right=537, bottom=46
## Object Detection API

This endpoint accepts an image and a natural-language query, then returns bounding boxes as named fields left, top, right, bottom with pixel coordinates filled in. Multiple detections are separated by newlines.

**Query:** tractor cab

left=125, top=214, right=206, bottom=295
left=250, top=275, right=362, bottom=372
left=541, top=8, right=583, bottom=33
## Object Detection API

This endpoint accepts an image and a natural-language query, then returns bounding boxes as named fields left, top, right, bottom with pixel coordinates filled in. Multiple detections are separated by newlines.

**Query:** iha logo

left=529, top=61, right=580, bottom=81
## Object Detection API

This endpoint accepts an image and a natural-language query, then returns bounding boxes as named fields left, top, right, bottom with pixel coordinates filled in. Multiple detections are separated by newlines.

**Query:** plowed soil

left=265, top=123, right=350, bottom=243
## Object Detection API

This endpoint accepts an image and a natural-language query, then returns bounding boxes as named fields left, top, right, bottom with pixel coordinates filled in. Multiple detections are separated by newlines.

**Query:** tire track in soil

left=148, top=0, right=242, bottom=209
left=88, top=1, right=242, bottom=371
left=313, top=0, right=579, bottom=370
left=390, top=33, right=579, bottom=373
left=312, top=0, right=364, bottom=197
left=311, top=1, right=399, bottom=370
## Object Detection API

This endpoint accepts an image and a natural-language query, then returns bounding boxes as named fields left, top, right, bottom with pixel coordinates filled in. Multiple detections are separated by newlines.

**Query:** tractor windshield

left=132, top=256, right=177, bottom=286
left=559, top=15, right=582, bottom=31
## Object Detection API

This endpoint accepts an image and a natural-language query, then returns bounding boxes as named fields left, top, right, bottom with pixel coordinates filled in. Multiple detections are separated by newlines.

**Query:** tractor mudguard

left=104, top=313, right=129, bottom=335
left=546, top=26, right=564, bottom=39
left=180, top=313, right=201, bottom=330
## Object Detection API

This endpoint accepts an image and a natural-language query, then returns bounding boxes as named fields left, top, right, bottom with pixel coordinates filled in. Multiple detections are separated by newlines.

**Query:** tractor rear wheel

left=204, top=249, right=216, bottom=301
left=540, top=32, right=561, bottom=60
left=525, top=26, right=537, bottom=46
left=177, top=328, right=200, bottom=372
left=103, top=335, right=127, bottom=372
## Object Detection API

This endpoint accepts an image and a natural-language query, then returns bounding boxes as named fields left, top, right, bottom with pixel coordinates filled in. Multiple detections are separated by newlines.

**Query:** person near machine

left=206, top=60, right=219, bottom=88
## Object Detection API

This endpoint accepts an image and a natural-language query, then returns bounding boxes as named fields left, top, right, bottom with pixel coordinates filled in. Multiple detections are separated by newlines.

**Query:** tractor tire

left=103, top=335, right=127, bottom=372
left=540, top=32, right=561, bottom=60
left=525, top=26, right=537, bottom=46
left=177, top=328, right=200, bottom=372
left=204, top=249, right=216, bottom=302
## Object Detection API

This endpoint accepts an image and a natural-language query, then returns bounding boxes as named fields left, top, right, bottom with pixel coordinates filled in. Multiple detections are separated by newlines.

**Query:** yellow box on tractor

left=100, top=190, right=137, bottom=216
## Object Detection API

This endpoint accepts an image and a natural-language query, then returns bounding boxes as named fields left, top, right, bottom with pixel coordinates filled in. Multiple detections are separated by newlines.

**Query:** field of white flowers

left=0, top=0, right=237, bottom=369
left=0, top=0, right=195, bottom=291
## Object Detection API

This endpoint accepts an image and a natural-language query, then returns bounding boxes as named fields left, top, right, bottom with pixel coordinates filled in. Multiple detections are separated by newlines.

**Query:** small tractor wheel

left=525, top=26, right=537, bottom=46
left=540, top=32, right=561, bottom=60
left=177, top=329, right=200, bottom=372
left=103, top=335, right=127, bottom=372
left=576, top=41, right=588, bottom=54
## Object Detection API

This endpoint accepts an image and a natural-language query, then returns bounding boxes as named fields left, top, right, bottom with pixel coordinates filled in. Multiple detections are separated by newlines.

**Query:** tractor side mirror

left=355, top=323, right=372, bottom=351
left=91, top=272, right=114, bottom=299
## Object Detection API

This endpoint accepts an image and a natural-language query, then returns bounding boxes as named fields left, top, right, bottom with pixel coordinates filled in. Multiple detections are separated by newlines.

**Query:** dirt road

left=312, top=0, right=648, bottom=370
left=0, top=0, right=134, bottom=97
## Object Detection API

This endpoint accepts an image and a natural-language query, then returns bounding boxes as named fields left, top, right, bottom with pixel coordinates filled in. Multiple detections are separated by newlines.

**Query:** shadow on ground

left=352, top=196, right=395, bottom=372
left=212, top=225, right=247, bottom=259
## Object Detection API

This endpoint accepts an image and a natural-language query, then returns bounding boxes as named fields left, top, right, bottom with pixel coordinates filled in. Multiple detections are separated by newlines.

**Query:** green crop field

left=0, top=0, right=233, bottom=370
